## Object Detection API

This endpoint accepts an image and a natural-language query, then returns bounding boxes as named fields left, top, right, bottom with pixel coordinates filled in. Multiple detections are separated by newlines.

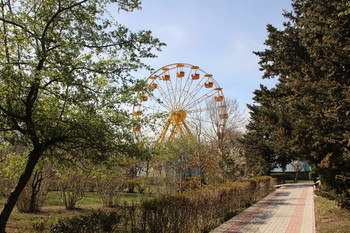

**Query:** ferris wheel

left=132, top=63, right=228, bottom=143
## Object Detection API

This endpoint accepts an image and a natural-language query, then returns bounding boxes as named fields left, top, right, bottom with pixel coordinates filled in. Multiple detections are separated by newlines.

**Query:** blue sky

left=114, top=0, right=293, bottom=112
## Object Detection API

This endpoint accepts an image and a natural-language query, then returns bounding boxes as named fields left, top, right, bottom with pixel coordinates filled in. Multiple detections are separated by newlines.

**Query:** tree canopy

left=0, top=0, right=164, bottom=230
left=242, top=0, right=350, bottom=207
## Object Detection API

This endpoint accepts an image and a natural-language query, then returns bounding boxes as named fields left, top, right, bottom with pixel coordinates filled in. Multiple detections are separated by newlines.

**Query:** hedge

left=51, top=176, right=273, bottom=233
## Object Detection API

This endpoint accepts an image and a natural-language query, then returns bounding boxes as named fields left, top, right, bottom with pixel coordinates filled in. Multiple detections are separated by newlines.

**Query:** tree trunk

left=295, top=172, right=299, bottom=181
left=29, top=171, right=43, bottom=212
left=0, top=149, right=41, bottom=233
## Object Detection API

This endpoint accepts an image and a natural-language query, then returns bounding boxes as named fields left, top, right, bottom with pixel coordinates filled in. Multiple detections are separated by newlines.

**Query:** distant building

left=272, top=161, right=312, bottom=172
left=271, top=161, right=312, bottom=181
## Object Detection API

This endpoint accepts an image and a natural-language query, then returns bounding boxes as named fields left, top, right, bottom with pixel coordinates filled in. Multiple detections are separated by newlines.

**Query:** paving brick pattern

left=210, top=184, right=315, bottom=233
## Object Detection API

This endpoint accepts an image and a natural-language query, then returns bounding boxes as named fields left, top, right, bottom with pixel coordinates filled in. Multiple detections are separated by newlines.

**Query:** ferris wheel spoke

left=174, top=68, right=186, bottom=110
left=188, top=74, right=207, bottom=96
left=169, top=77, right=179, bottom=110
left=178, top=69, right=192, bottom=104
left=183, top=88, right=215, bottom=110
left=186, top=116, right=214, bottom=124
left=184, top=90, right=217, bottom=110
left=181, top=77, right=208, bottom=108
left=133, top=63, right=227, bottom=143
left=143, top=104, right=169, bottom=114
left=147, top=93, right=172, bottom=111
left=186, top=107, right=216, bottom=114
left=152, top=78, right=175, bottom=110
left=180, top=69, right=212, bottom=110
left=177, top=69, right=195, bottom=107
left=158, top=72, right=177, bottom=110
left=168, top=72, right=183, bottom=110
left=174, top=67, right=183, bottom=108
left=174, top=85, right=189, bottom=110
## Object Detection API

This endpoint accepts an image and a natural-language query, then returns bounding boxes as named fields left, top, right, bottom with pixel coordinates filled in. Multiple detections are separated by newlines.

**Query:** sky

left=114, top=0, right=293, bottom=113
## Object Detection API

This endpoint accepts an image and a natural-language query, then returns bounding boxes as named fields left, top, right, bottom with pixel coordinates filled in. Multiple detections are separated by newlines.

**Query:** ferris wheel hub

left=132, top=63, right=228, bottom=143
left=170, top=110, right=187, bottom=122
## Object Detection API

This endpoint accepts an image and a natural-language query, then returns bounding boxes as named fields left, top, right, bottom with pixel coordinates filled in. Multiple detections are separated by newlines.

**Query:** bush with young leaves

left=92, top=165, right=126, bottom=207
left=57, top=168, right=89, bottom=210
left=50, top=210, right=120, bottom=233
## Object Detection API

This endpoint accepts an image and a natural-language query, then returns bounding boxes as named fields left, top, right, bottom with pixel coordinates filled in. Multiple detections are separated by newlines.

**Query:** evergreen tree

left=242, top=85, right=281, bottom=176
left=244, top=0, right=349, bottom=207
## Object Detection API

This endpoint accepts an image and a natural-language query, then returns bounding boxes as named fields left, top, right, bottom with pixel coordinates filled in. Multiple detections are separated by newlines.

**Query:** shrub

left=270, top=173, right=286, bottom=184
left=96, top=176, right=124, bottom=207
left=50, top=176, right=273, bottom=233
left=57, top=172, right=89, bottom=210
left=139, top=176, right=272, bottom=232
left=16, top=170, right=50, bottom=212
left=31, top=218, right=47, bottom=232
left=0, top=179, right=16, bottom=197
left=142, top=195, right=197, bottom=233
left=315, top=189, right=350, bottom=210
left=50, top=210, right=120, bottom=233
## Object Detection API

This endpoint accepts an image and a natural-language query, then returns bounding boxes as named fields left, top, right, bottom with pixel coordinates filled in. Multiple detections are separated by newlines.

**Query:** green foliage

left=56, top=168, right=90, bottom=210
left=0, top=148, right=54, bottom=212
left=139, top=176, right=272, bottom=233
left=90, top=159, right=126, bottom=207
left=125, top=177, right=146, bottom=194
left=0, top=0, right=162, bottom=155
left=315, top=187, right=350, bottom=210
left=0, top=0, right=164, bottom=228
left=5, top=177, right=272, bottom=232
left=0, top=147, right=26, bottom=197
left=0, top=146, right=27, bottom=180
left=50, top=210, right=120, bottom=233
left=270, top=173, right=286, bottom=184
left=158, top=136, right=209, bottom=192
left=242, top=0, right=350, bottom=207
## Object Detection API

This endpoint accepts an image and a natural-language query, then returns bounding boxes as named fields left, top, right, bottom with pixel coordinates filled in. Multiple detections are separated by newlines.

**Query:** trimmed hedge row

left=140, top=176, right=272, bottom=233
left=51, top=176, right=273, bottom=233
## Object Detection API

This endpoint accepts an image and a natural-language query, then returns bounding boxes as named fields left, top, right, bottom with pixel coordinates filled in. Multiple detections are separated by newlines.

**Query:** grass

left=4, top=185, right=350, bottom=233
left=2, top=191, right=153, bottom=232
left=42, top=191, right=152, bottom=207
left=43, top=191, right=102, bottom=207
left=284, top=179, right=313, bottom=184
left=314, top=194, right=350, bottom=233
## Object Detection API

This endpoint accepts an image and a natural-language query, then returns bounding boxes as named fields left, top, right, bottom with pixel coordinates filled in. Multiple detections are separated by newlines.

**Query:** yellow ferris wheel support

left=132, top=63, right=228, bottom=144
left=158, top=110, right=192, bottom=143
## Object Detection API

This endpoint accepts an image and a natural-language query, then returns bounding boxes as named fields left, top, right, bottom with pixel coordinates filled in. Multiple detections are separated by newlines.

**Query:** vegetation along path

left=211, top=183, right=315, bottom=233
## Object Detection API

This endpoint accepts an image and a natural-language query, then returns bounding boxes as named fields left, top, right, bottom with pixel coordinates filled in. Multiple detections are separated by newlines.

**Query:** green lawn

left=284, top=179, right=313, bottom=184
left=42, top=191, right=152, bottom=207
left=1, top=191, right=154, bottom=232
left=43, top=191, right=102, bottom=207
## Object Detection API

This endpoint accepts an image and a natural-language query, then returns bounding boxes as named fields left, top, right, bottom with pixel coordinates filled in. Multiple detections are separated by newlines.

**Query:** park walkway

left=211, top=183, right=315, bottom=233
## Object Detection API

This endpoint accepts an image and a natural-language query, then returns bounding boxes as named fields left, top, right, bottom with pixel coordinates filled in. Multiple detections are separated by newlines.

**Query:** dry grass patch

left=315, top=195, right=350, bottom=233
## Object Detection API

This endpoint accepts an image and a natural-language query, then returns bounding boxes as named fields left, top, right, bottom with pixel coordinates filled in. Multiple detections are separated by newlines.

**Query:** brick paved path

left=211, top=183, right=315, bottom=233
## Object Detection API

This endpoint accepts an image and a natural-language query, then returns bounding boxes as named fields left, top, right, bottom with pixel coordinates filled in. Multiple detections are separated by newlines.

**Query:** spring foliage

left=0, top=0, right=164, bottom=230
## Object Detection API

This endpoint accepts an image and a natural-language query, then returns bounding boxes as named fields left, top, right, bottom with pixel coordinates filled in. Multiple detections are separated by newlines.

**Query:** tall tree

left=242, top=86, right=285, bottom=176
left=244, top=0, right=350, bottom=207
left=0, top=0, right=164, bottom=230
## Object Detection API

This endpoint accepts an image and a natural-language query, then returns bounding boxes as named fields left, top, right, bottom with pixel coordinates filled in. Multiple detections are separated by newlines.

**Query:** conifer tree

left=244, top=0, right=349, bottom=207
